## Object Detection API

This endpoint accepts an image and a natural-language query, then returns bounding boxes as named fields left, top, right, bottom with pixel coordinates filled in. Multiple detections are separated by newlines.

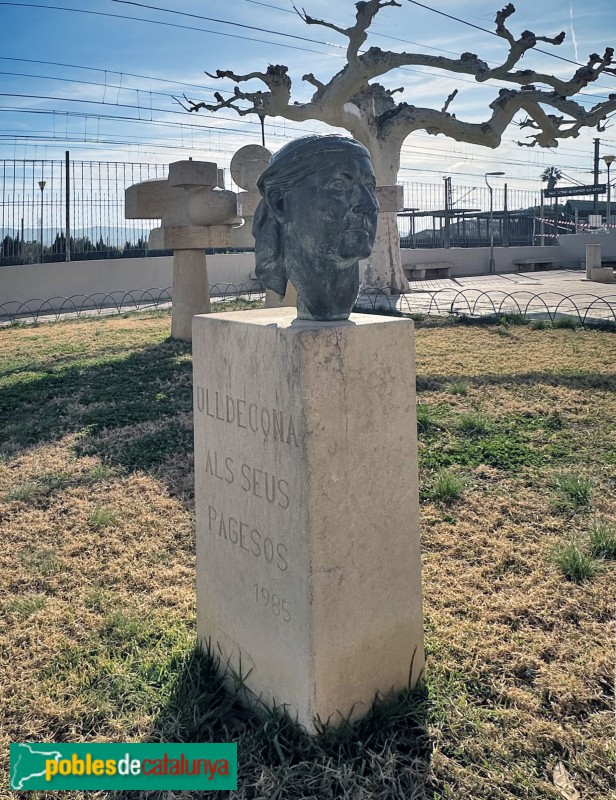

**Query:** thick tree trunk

left=360, top=141, right=408, bottom=294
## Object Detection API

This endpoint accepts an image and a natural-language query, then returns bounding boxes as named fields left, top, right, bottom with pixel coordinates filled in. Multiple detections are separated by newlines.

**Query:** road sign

left=543, top=184, right=606, bottom=198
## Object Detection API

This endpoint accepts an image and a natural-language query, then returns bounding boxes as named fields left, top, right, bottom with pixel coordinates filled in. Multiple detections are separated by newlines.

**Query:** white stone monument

left=193, top=309, right=424, bottom=731
left=125, top=160, right=240, bottom=341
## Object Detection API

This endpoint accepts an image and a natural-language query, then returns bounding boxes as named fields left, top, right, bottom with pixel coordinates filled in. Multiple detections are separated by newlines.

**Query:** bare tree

left=180, top=1, right=616, bottom=293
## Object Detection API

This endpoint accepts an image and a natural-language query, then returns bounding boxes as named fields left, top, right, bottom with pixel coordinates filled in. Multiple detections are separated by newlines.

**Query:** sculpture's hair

left=252, top=135, right=371, bottom=297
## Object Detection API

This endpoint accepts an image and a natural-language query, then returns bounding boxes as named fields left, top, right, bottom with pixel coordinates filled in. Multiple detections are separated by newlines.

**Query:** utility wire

left=2, top=3, right=613, bottom=100
left=0, top=94, right=605, bottom=163
left=113, top=0, right=616, bottom=94
left=0, top=56, right=235, bottom=94
left=406, top=0, right=608, bottom=67
left=109, top=0, right=344, bottom=47
left=0, top=2, right=335, bottom=56
left=123, top=0, right=468, bottom=59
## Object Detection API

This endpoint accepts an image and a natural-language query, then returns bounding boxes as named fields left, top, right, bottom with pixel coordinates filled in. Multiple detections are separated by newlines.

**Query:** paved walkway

left=2, top=269, right=615, bottom=327
left=357, top=269, right=616, bottom=324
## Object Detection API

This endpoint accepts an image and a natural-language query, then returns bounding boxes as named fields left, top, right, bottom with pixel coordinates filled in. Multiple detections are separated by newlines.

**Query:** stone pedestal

left=193, top=309, right=424, bottom=732
left=172, top=250, right=211, bottom=341
left=586, top=243, right=601, bottom=279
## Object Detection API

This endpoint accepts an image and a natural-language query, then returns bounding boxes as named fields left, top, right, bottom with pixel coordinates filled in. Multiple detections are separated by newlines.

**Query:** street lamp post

left=38, top=180, right=46, bottom=263
left=485, top=171, right=505, bottom=273
left=603, top=155, right=615, bottom=229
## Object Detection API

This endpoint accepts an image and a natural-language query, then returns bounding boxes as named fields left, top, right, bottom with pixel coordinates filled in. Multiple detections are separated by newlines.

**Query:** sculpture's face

left=282, top=152, right=379, bottom=267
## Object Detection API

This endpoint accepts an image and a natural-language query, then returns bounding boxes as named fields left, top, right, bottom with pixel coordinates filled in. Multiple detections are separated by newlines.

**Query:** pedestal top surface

left=194, top=308, right=412, bottom=329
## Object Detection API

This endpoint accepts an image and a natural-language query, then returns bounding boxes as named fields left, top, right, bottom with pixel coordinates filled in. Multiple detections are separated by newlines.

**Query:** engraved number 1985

left=253, top=583, right=291, bottom=622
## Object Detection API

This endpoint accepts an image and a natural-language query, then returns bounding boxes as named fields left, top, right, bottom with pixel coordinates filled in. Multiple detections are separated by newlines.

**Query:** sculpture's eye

left=328, top=172, right=353, bottom=189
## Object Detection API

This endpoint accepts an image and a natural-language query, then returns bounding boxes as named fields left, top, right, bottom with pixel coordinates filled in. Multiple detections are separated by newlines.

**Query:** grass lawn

left=0, top=309, right=614, bottom=799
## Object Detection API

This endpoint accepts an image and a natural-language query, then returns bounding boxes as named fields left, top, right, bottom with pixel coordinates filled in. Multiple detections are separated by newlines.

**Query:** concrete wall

left=399, top=245, right=562, bottom=277
left=556, top=232, right=616, bottom=267
left=0, top=252, right=257, bottom=314
left=398, top=233, right=616, bottom=278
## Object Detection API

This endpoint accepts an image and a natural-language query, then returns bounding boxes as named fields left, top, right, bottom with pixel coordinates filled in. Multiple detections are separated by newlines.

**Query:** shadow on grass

left=0, top=337, right=194, bottom=497
left=141, top=642, right=432, bottom=799
left=417, top=371, right=616, bottom=393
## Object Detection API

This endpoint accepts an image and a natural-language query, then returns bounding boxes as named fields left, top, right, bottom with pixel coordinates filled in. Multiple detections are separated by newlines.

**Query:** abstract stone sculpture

left=125, top=160, right=240, bottom=341
left=253, top=135, right=379, bottom=322
left=230, top=144, right=272, bottom=248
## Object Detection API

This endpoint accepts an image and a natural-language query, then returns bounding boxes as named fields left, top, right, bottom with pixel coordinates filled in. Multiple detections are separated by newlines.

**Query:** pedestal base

left=192, top=309, right=424, bottom=731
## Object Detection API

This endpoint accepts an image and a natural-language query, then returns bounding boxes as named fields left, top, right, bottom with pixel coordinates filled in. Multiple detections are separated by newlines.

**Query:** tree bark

left=362, top=211, right=408, bottom=293
left=359, top=138, right=408, bottom=294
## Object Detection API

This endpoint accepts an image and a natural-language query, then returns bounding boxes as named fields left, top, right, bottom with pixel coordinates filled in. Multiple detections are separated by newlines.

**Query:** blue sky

left=1, top=0, right=615, bottom=189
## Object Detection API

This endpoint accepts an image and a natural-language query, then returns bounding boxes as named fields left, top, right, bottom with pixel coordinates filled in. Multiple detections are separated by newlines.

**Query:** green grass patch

left=4, top=481, right=40, bottom=502
left=427, top=470, right=465, bottom=504
left=554, top=473, right=592, bottom=508
left=84, top=586, right=113, bottom=613
left=447, top=379, right=469, bottom=396
left=86, top=464, right=118, bottom=482
left=5, top=594, right=47, bottom=617
left=456, top=412, right=494, bottom=436
left=89, top=506, right=118, bottom=529
left=416, top=403, right=444, bottom=434
left=552, top=316, right=580, bottom=330
left=495, top=325, right=514, bottom=338
left=212, top=298, right=264, bottom=313
left=420, top=431, right=540, bottom=472
left=588, top=519, right=616, bottom=559
left=554, top=539, right=597, bottom=583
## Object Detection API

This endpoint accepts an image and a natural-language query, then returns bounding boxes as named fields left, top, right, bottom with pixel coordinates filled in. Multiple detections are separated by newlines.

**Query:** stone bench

left=404, top=261, right=452, bottom=280
left=512, top=257, right=557, bottom=271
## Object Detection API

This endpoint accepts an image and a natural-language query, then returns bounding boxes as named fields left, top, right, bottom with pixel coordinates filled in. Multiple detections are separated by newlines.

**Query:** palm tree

left=540, top=167, right=563, bottom=241
left=540, top=166, right=563, bottom=190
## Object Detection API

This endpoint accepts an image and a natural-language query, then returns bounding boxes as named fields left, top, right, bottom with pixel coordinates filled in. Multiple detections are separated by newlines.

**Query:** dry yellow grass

left=0, top=312, right=614, bottom=799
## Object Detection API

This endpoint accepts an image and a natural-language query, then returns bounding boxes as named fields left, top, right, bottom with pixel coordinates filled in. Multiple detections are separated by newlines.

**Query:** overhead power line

left=112, top=0, right=616, bottom=94
left=1, top=3, right=613, bottom=102
left=0, top=2, right=335, bottom=56
left=406, top=0, right=607, bottom=67
left=0, top=56, right=236, bottom=94
left=109, top=0, right=344, bottom=47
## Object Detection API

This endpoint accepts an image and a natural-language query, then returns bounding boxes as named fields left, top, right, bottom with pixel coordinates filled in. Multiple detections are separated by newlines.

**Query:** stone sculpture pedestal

left=586, top=243, right=601, bottom=279
left=193, top=308, right=424, bottom=731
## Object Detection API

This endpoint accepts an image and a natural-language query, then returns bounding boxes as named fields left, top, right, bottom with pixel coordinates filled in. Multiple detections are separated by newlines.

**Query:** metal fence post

left=65, top=151, right=71, bottom=262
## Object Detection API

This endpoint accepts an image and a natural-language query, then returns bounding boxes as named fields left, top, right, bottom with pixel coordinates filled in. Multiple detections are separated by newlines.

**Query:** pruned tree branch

left=442, top=89, right=458, bottom=114
left=184, top=2, right=616, bottom=171
left=294, top=0, right=401, bottom=63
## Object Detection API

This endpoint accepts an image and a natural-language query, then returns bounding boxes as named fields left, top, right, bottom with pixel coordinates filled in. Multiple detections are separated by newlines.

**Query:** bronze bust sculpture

left=253, top=135, right=379, bottom=321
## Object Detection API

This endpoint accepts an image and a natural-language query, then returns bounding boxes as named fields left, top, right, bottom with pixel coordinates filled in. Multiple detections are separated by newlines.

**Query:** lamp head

left=603, top=155, right=615, bottom=167
left=38, top=180, right=46, bottom=190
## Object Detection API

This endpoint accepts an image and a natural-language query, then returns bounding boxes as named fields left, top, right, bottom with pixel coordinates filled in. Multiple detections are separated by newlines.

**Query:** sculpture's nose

left=352, top=184, right=379, bottom=214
